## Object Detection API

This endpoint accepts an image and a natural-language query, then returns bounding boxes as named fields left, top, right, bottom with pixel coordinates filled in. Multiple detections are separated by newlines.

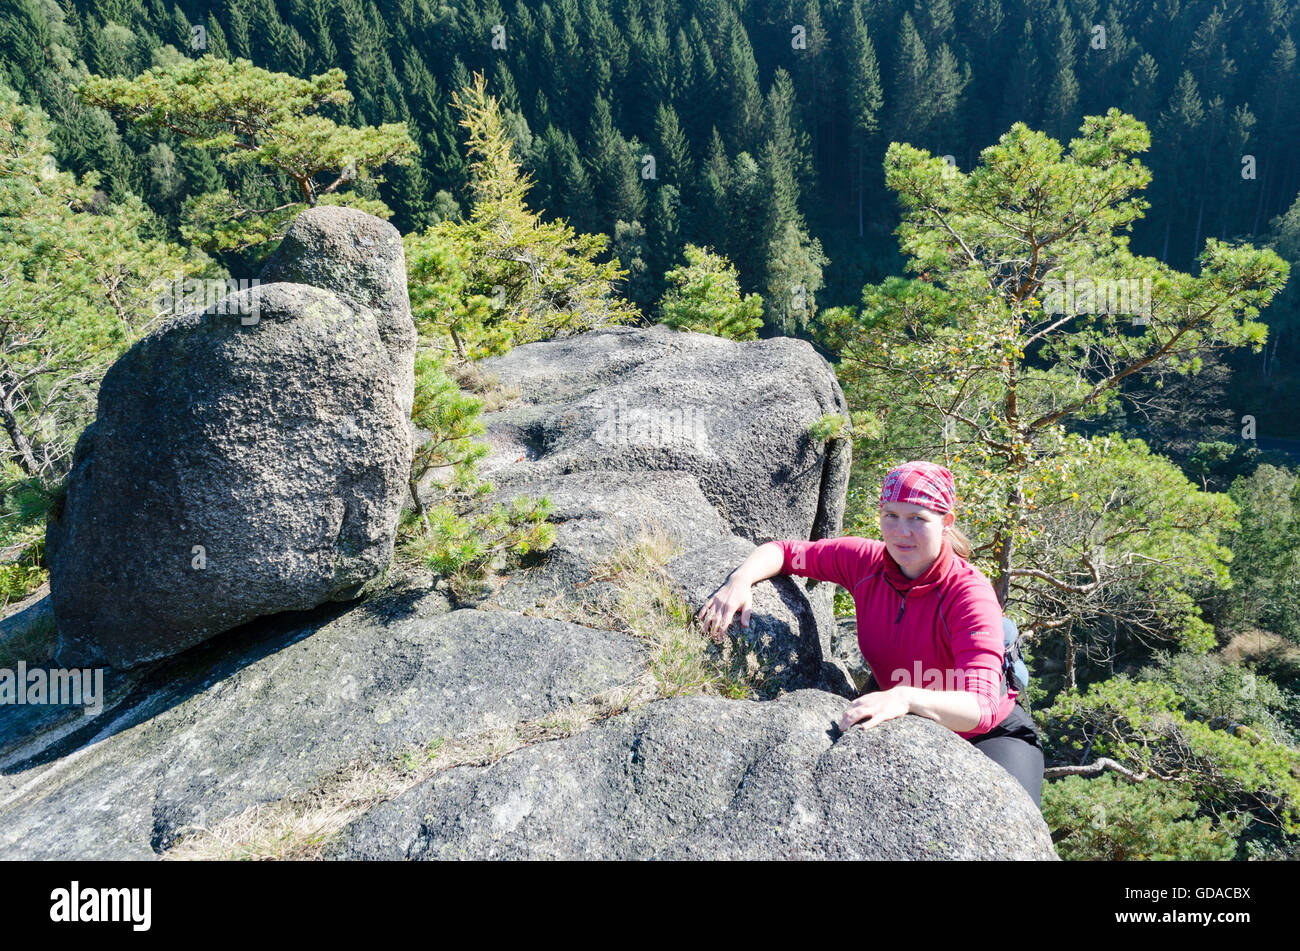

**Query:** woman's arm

left=726, top=540, right=786, bottom=587
left=694, top=542, right=784, bottom=641
left=899, top=686, right=982, bottom=733
left=838, top=685, right=982, bottom=734
left=695, top=536, right=877, bottom=641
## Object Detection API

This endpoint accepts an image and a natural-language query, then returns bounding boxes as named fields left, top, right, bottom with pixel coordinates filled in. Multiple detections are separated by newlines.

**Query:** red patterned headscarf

left=879, top=461, right=957, bottom=516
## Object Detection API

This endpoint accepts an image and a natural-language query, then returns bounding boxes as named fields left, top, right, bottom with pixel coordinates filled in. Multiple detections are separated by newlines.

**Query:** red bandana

left=879, top=461, right=957, bottom=515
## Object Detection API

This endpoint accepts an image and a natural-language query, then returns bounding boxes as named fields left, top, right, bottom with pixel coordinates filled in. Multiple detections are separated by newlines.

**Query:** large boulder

left=326, top=689, right=1057, bottom=860
left=47, top=209, right=417, bottom=669
left=260, top=206, right=416, bottom=418
left=474, top=325, right=853, bottom=545
left=477, top=472, right=853, bottom=699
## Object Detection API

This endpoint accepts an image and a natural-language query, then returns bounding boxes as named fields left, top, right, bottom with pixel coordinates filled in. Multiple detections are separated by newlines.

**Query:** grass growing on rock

left=525, top=520, right=767, bottom=702
left=0, top=609, right=56, bottom=668
left=444, top=361, right=522, bottom=412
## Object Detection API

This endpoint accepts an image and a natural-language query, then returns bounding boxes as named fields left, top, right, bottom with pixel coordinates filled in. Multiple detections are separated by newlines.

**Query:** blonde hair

left=947, top=522, right=971, bottom=560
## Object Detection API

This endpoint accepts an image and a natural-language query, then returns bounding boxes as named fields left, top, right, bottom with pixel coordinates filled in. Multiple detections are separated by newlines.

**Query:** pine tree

left=1253, top=36, right=1299, bottom=236
left=608, top=134, right=648, bottom=231
left=282, top=26, right=309, bottom=77
left=889, top=12, right=931, bottom=146
left=79, top=55, right=417, bottom=252
left=846, top=2, right=884, bottom=236
left=658, top=243, right=763, bottom=340
left=169, top=4, right=191, bottom=51
left=223, top=0, right=251, bottom=59
left=647, top=181, right=682, bottom=302
left=716, top=7, right=763, bottom=153
left=248, top=0, right=288, bottom=68
left=0, top=85, right=216, bottom=487
left=1043, top=2, right=1080, bottom=140
left=926, top=43, right=971, bottom=147
left=1001, top=20, right=1042, bottom=132
left=491, top=59, right=523, bottom=115
left=763, top=68, right=815, bottom=211
left=790, top=0, right=830, bottom=165
left=1155, top=70, right=1205, bottom=260
left=610, top=218, right=655, bottom=316
left=304, top=0, right=336, bottom=70
left=913, top=0, right=954, bottom=44
left=586, top=95, right=645, bottom=233
left=759, top=135, right=801, bottom=248
left=1126, top=51, right=1159, bottom=123
left=763, top=218, right=827, bottom=337
left=653, top=102, right=694, bottom=193
left=837, top=108, right=1284, bottom=629
left=204, top=13, right=230, bottom=60
left=386, top=146, right=435, bottom=234
left=175, top=136, right=225, bottom=194
left=1188, top=5, right=1237, bottom=92
left=1086, top=3, right=1136, bottom=113
left=534, top=125, right=597, bottom=234
left=405, top=71, right=638, bottom=360
left=695, top=126, right=731, bottom=254
left=676, top=21, right=715, bottom=142
left=726, top=151, right=768, bottom=295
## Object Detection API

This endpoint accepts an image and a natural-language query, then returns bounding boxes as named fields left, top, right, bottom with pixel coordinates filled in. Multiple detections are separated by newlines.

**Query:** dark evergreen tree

left=1043, top=1, right=1080, bottom=141
left=1126, top=50, right=1160, bottom=123
left=695, top=125, right=732, bottom=255
left=846, top=0, right=883, bottom=237
left=888, top=12, right=932, bottom=147
left=1000, top=19, right=1043, bottom=133
left=203, top=13, right=230, bottom=60
left=610, top=218, right=655, bottom=317
left=223, top=0, right=252, bottom=59
left=715, top=5, right=763, bottom=153
left=647, top=181, right=683, bottom=303
left=653, top=102, right=694, bottom=194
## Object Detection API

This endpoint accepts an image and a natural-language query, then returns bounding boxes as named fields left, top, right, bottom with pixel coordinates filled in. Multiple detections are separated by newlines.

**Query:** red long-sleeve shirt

left=773, top=535, right=1014, bottom=737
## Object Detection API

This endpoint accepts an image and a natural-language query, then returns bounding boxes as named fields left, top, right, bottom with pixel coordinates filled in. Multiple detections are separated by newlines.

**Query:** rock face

left=470, top=326, right=858, bottom=697
left=46, top=209, right=416, bottom=669
left=475, top=326, right=853, bottom=544
left=326, top=690, right=1056, bottom=860
left=0, top=575, right=646, bottom=859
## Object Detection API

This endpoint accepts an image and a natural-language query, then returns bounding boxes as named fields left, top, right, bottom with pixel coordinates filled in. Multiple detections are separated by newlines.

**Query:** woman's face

left=879, top=500, right=952, bottom=578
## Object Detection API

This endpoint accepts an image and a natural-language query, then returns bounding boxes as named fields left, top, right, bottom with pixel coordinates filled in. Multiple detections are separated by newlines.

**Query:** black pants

left=860, top=674, right=1044, bottom=809
left=967, top=702, right=1044, bottom=809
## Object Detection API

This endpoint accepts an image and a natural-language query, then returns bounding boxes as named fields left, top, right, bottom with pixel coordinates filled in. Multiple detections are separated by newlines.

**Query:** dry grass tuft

left=445, top=361, right=522, bottom=411
left=0, top=611, right=56, bottom=668
left=524, top=519, right=765, bottom=701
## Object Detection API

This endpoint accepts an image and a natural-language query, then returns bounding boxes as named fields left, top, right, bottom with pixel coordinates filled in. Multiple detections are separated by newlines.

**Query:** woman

left=694, top=460, right=1044, bottom=807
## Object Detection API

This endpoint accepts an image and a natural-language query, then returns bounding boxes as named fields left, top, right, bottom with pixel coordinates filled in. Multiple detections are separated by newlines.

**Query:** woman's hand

left=694, top=578, right=754, bottom=642
left=838, top=686, right=913, bottom=733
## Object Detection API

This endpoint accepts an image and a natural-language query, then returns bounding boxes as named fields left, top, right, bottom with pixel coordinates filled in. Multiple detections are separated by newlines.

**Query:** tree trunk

left=1252, top=159, right=1269, bottom=237
left=408, top=476, right=432, bottom=534
left=0, top=393, right=39, bottom=478
left=1193, top=198, right=1204, bottom=258
left=857, top=147, right=863, bottom=238
left=1064, top=625, right=1077, bottom=691
left=993, top=529, right=1013, bottom=609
